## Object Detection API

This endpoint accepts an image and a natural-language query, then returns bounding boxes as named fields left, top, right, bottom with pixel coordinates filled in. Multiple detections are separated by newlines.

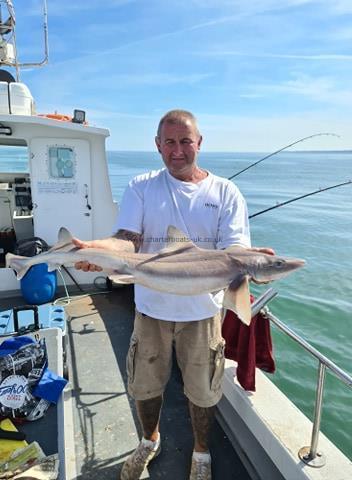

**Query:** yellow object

left=0, top=419, right=28, bottom=462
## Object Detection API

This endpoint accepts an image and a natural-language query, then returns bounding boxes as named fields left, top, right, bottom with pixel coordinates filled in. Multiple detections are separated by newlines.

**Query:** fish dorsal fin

left=58, top=227, right=73, bottom=243
left=158, top=225, right=198, bottom=254
left=48, top=227, right=76, bottom=252
left=136, top=226, right=198, bottom=267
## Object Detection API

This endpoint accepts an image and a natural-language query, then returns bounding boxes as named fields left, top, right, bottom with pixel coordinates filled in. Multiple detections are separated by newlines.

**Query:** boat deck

left=0, top=286, right=251, bottom=479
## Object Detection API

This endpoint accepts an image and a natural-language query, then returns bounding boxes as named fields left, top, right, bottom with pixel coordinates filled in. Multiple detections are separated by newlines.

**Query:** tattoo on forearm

left=114, top=229, right=142, bottom=252
left=189, top=402, right=215, bottom=450
left=136, top=396, right=163, bottom=438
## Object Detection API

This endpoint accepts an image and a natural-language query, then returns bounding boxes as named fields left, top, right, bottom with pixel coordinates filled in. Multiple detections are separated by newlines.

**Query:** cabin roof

left=0, top=114, right=110, bottom=138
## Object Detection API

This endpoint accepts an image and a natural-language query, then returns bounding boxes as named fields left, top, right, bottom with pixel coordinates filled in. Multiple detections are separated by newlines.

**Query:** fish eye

left=274, top=260, right=285, bottom=268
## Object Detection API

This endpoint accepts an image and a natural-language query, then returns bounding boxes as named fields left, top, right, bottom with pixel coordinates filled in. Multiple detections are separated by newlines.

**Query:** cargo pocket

left=126, top=334, right=138, bottom=384
left=210, top=338, right=225, bottom=391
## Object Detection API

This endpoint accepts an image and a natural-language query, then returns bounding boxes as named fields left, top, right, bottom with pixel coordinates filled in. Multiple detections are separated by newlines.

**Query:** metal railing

left=251, top=288, right=352, bottom=467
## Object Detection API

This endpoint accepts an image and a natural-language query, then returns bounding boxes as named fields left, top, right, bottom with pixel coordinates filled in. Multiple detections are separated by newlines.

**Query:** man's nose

left=172, top=142, right=183, bottom=156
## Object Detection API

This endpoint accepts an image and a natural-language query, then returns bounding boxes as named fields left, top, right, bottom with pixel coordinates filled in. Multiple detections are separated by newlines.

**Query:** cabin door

left=29, top=138, right=93, bottom=245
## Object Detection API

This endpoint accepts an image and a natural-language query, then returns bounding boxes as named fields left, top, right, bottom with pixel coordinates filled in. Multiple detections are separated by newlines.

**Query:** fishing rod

left=228, top=132, right=340, bottom=180
left=249, top=180, right=352, bottom=219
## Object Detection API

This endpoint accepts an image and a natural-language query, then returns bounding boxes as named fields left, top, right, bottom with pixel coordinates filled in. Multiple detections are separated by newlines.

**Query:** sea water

left=1, top=147, right=351, bottom=459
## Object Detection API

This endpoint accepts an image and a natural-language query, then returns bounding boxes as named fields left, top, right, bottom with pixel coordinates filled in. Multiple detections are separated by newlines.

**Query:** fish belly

left=134, top=269, right=230, bottom=295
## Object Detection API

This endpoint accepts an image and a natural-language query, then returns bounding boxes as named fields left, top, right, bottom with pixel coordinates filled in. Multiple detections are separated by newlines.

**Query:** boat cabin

left=0, top=78, right=117, bottom=294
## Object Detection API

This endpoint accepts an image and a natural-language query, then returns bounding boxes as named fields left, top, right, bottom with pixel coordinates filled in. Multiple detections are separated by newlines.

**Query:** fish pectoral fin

left=108, top=274, right=135, bottom=285
left=223, top=276, right=252, bottom=326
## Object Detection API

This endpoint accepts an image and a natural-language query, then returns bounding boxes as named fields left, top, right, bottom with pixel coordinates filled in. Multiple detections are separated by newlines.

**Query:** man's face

left=155, top=120, right=202, bottom=180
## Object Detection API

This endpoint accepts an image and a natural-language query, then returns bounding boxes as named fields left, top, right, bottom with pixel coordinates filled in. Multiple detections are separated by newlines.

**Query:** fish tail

left=5, top=253, right=31, bottom=280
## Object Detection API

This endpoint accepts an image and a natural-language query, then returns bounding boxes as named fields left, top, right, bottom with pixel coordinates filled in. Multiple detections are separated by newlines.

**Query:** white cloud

left=328, top=26, right=352, bottom=41
left=246, top=73, right=352, bottom=106
left=197, top=112, right=349, bottom=152
left=198, top=51, right=352, bottom=61
left=106, top=72, right=212, bottom=87
left=24, top=0, right=138, bottom=17
left=190, top=0, right=314, bottom=11
left=326, top=0, right=352, bottom=14
left=190, top=0, right=352, bottom=15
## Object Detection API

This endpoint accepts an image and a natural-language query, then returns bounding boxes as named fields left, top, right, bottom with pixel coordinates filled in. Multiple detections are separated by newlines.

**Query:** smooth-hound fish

left=6, top=226, right=305, bottom=325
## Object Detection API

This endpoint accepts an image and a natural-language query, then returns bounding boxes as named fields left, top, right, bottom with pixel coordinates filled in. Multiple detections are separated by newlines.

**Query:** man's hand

left=73, top=238, right=105, bottom=272
left=249, top=246, right=275, bottom=256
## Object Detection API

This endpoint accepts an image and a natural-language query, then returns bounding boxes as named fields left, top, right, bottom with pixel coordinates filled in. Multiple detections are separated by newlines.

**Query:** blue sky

left=11, top=0, right=352, bottom=151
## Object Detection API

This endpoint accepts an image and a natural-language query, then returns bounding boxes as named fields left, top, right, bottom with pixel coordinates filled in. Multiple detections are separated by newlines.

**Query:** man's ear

left=155, top=136, right=162, bottom=153
left=197, top=135, right=203, bottom=150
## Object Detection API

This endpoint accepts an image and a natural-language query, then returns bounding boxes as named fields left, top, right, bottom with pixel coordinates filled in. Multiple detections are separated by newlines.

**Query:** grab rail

left=257, top=289, right=352, bottom=467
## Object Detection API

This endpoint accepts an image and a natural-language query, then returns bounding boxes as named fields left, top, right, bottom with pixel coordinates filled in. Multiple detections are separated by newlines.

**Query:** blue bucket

left=20, top=263, right=57, bottom=305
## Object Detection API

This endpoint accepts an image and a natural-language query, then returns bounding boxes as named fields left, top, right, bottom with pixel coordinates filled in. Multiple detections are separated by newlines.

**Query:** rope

left=53, top=268, right=111, bottom=307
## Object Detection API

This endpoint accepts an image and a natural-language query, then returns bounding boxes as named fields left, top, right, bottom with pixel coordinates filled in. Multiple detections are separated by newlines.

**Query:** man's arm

left=111, top=229, right=142, bottom=252
left=74, top=229, right=142, bottom=272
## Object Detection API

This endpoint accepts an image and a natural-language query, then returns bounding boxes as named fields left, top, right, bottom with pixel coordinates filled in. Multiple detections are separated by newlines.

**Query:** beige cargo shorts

left=126, top=310, right=225, bottom=408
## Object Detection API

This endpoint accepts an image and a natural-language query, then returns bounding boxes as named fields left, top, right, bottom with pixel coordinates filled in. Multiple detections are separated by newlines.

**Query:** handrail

left=261, top=303, right=352, bottom=467
left=264, top=309, right=352, bottom=388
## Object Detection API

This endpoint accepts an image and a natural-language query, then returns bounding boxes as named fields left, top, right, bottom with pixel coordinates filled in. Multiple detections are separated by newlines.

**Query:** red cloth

left=222, top=300, right=275, bottom=391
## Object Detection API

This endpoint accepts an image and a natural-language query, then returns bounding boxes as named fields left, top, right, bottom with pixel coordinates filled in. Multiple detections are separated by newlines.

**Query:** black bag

left=14, top=237, right=49, bottom=257
left=0, top=337, right=50, bottom=421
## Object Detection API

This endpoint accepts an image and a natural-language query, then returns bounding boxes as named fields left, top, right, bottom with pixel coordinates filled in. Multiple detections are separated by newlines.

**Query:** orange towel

left=222, top=298, right=275, bottom=391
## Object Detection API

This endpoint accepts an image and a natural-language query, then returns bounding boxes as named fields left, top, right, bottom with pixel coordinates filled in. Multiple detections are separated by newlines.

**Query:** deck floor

left=0, top=285, right=251, bottom=480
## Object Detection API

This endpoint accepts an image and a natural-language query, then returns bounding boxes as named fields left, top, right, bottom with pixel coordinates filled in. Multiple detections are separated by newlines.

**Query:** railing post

left=298, top=361, right=326, bottom=467
left=264, top=308, right=352, bottom=468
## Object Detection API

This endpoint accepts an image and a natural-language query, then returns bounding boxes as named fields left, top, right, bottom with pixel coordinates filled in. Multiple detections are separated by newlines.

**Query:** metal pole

left=310, top=362, right=326, bottom=457
left=265, top=310, right=352, bottom=388
left=16, top=0, right=49, bottom=68
left=250, top=287, right=278, bottom=317
left=298, top=361, right=327, bottom=467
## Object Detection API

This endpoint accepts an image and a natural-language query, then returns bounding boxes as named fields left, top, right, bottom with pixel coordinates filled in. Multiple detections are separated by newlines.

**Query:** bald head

left=157, top=109, right=201, bottom=138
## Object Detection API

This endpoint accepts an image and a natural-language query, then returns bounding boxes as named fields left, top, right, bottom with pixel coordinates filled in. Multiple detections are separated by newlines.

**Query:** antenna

left=0, top=0, right=49, bottom=81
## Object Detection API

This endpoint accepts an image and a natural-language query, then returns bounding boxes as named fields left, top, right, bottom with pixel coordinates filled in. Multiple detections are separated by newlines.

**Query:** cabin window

left=48, top=147, right=75, bottom=178
left=0, top=144, right=32, bottom=265
left=0, top=145, right=28, bottom=173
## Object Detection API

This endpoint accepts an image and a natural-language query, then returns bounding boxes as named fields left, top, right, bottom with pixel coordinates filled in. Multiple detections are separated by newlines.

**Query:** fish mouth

left=280, top=258, right=306, bottom=274
left=291, top=258, right=306, bottom=268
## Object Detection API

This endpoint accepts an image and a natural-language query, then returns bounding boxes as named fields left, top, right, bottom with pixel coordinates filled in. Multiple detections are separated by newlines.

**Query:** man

left=74, top=110, right=273, bottom=480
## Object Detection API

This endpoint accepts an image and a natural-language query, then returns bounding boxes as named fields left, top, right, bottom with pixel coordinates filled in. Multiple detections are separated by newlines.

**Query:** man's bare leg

left=120, top=396, right=163, bottom=479
left=136, top=396, right=163, bottom=441
left=189, top=401, right=215, bottom=452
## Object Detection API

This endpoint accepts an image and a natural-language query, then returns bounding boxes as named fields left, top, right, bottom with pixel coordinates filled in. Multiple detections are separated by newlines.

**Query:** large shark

left=6, top=226, right=305, bottom=325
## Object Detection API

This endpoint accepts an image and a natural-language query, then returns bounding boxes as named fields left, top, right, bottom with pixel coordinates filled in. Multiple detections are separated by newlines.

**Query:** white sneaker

left=189, top=451, right=212, bottom=480
left=120, top=435, right=161, bottom=480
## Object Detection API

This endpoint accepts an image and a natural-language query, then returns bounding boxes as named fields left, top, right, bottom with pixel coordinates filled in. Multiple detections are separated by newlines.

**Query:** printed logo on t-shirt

left=204, top=202, right=219, bottom=209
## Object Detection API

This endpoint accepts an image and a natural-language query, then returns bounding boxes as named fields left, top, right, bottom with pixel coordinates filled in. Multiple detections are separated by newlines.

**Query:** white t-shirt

left=116, top=168, right=251, bottom=321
